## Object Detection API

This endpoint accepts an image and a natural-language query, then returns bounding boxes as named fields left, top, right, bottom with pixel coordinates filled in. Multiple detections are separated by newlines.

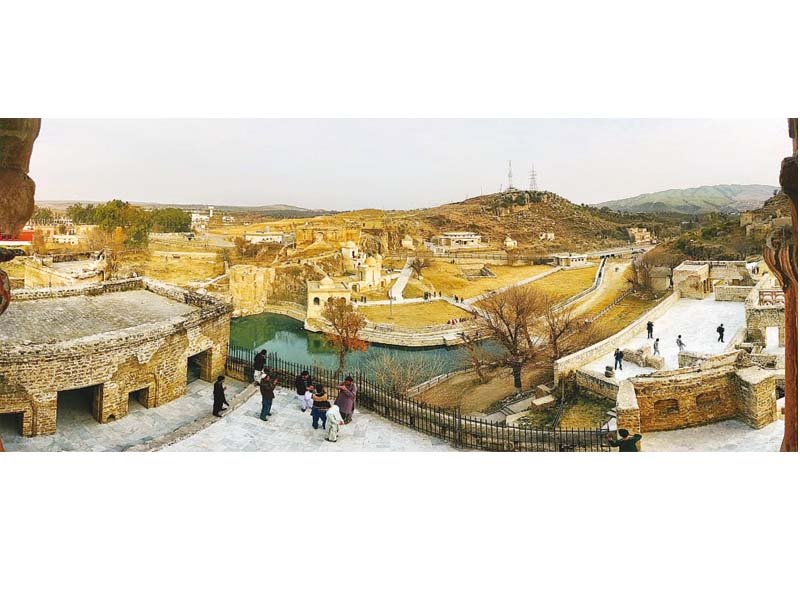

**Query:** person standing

left=607, top=429, right=642, bottom=452
left=613, top=348, right=623, bottom=370
left=295, top=370, right=314, bottom=412
left=335, top=375, right=358, bottom=424
left=253, top=349, right=267, bottom=385
left=259, top=371, right=277, bottom=421
left=646, top=321, right=654, bottom=339
left=676, top=335, right=686, bottom=351
left=717, top=323, right=725, bottom=343
left=213, top=375, right=229, bottom=417
left=325, top=404, right=345, bottom=442
left=310, top=383, right=331, bottom=430
left=653, top=338, right=660, bottom=356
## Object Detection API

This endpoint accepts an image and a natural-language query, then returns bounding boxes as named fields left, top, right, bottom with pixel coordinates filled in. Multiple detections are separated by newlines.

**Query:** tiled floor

left=164, top=387, right=456, bottom=452
left=0, top=379, right=246, bottom=452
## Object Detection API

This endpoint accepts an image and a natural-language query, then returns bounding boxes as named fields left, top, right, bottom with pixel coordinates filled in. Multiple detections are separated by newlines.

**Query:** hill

left=36, top=200, right=335, bottom=218
left=596, top=184, right=777, bottom=214
left=392, top=189, right=638, bottom=252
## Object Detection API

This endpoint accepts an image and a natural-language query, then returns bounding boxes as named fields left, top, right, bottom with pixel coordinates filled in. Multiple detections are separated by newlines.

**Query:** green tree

left=150, top=207, right=191, bottom=232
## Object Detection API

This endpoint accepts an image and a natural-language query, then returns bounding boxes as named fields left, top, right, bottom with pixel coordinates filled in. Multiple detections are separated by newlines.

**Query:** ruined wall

left=228, top=264, right=276, bottom=317
left=23, top=261, right=104, bottom=288
left=734, top=366, right=778, bottom=429
left=575, top=369, right=619, bottom=401
left=0, top=279, right=231, bottom=436
left=714, top=285, right=753, bottom=302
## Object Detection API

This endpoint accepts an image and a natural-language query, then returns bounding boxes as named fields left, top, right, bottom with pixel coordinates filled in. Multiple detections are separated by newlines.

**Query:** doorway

left=57, top=384, right=103, bottom=426
left=765, top=326, right=780, bottom=349
left=187, top=350, right=209, bottom=384
left=128, top=387, right=150, bottom=410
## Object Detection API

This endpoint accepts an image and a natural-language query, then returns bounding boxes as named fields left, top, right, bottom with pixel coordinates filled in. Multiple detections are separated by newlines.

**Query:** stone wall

left=734, top=366, right=778, bottom=429
left=228, top=264, right=276, bottom=317
left=0, top=278, right=231, bottom=436
left=744, top=278, right=785, bottom=345
left=575, top=369, right=619, bottom=401
left=714, top=285, right=753, bottom=302
left=554, top=291, right=680, bottom=383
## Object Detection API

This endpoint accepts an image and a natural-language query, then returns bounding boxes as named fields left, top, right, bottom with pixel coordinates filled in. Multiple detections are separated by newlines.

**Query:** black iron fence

left=226, top=344, right=611, bottom=452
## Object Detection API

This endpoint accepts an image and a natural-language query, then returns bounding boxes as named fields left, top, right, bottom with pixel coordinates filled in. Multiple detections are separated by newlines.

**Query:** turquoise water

left=230, top=313, right=473, bottom=377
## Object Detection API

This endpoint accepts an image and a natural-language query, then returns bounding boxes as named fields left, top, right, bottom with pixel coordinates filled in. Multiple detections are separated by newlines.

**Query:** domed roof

left=344, top=241, right=357, bottom=249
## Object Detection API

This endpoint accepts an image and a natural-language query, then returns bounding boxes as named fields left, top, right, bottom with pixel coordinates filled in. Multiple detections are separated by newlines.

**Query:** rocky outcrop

left=1, top=118, right=41, bottom=318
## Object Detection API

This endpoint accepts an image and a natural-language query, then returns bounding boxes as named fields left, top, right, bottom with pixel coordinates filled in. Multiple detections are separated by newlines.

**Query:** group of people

left=611, top=320, right=728, bottom=370
left=446, top=315, right=477, bottom=326
left=293, top=370, right=358, bottom=442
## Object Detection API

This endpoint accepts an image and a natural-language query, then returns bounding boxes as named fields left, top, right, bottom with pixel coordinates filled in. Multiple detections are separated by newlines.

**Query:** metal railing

left=226, top=343, right=611, bottom=452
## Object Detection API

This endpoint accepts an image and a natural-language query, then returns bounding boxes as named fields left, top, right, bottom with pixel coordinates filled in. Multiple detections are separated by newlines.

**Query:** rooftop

left=0, top=288, right=197, bottom=345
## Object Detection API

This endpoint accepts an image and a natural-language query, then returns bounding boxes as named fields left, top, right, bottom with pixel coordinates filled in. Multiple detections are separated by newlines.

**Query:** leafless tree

left=543, top=302, right=594, bottom=363
left=474, top=286, right=548, bottom=391
left=363, top=352, right=448, bottom=396
left=409, top=255, right=432, bottom=279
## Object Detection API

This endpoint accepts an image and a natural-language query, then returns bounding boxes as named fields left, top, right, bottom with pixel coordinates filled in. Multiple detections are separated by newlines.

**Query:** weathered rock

left=0, top=118, right=40, bottom=237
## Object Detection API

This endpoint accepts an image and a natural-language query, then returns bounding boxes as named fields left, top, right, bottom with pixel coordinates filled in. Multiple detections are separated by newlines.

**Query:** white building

left=552, top=253, right=588, bottom=267
left=431, top=231, right=483, bottom=249
left=245, top=229, right=294, bottom=245
left=401, top=234, right=414, bottom=250
left=504, top=236, right=518, bottom=249
left=539, top=232, right=555, bottom=241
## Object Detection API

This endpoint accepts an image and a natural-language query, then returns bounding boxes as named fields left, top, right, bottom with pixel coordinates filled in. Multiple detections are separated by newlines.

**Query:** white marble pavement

left=163, top=386, right=457, bottom=452
left=0, top=378, right=247, bottom=452
left=641, top=418, right=784, bottom=452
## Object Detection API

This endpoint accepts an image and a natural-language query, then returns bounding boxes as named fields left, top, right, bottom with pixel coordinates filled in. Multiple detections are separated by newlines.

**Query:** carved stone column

left=0, top=118, right=41, bottom=317
left=764, top=118, right=798, bottom=452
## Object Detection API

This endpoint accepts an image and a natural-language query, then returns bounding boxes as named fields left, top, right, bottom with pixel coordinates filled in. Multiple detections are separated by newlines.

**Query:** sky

left=29, top=119, right=786, bottom=210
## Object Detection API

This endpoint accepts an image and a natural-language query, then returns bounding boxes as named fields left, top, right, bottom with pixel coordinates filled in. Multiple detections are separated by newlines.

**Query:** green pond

left=230, top=313, right=474, bottom=378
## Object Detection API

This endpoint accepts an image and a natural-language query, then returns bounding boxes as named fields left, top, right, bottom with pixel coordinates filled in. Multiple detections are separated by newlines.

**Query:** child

left=325, top=404, right=345, bottom=442
left=311, top=384, right=331, bottom=430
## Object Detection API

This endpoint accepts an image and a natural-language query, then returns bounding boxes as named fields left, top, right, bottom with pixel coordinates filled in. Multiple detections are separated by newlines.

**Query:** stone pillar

left=32, top=391, right=57, bottom=436
left=615, top=380, right=642, bottom=450
left=99, top=382, right=127, bottom=423
left=734, top=366, right=778, bottom=429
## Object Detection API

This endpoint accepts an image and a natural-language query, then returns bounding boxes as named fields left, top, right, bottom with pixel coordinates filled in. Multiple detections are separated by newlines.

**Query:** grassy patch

left=358, top=300, right=472, bottom=327
left=1, top=257, right=28, bottom=278
left=524, top=265, right=598, bottom=302
left=421, top=262, right=553, bottom=298
left=557, top=396, right=616, bottom=428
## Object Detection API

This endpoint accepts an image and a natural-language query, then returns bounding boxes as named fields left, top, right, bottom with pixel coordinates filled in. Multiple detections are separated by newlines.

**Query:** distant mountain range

left=596, top=184, right=778, bottom=214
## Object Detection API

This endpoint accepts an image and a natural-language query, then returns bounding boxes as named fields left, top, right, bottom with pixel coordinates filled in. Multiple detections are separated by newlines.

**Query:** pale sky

left=29, top=119, right=785, bottom=210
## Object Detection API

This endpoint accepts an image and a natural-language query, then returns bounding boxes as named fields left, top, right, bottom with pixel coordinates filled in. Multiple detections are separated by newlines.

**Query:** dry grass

left=119, top=252, right=224, bottom=286
left=557, top=396, right=616, bottom=428
left=524, top=265, right=598, bottom=301
left=417, top=367, right=549, bottom=413
left=358, top=300, right=472, bottom=327
left=583, top=294, right=661, bottom=345
left=1, top=257, right=28, bottom=278
left=421, top=262, right=553, bottom=298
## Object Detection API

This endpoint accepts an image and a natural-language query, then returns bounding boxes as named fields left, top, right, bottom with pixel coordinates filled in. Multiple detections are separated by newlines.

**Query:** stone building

left=431, top=231, right=483, bottom=249
left=306, top=275, right=351, bottom=319
left=503, top=236, right=518, bottom=249
left=673, top=260, right=751, bottom=299
left=552, top=253, right=587, bottom=267
left=650, top=266, right=672, bottom=292
left=24, top=251, right=109, bottom=288
left=626, top=227, right=652, bottom=244
left=745, top=274, right=785, bottom=347
left=401, top=234, right=414, bottom=250
left=295, top=223, right=360, bottom=245
left=228, top=264, right=276, bottom=317
left=244, top=228, right=294, bottom=246
left=0, top=278, right=231, bottom=437
left=538, top=232, right=555, bottom=241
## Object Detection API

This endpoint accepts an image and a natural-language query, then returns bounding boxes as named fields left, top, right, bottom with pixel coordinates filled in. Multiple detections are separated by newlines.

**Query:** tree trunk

left=781, top=282, right=797, bottom=451
left=512, top=364, right=522, bottom=391
left=338, top=350, right=347, bottom=377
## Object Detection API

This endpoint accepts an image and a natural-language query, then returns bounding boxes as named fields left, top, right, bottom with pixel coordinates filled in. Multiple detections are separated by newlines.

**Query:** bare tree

left=321, top=297, right=369, bottom=374
left=363, top=352, right=448, bottom=396
left=409, top=255, right=432, bottom=279
left=475, top=286, right=548, bottom=391
left=543, top=302, right=594, bottom=363
left=458, top=330, right=496, bottom=384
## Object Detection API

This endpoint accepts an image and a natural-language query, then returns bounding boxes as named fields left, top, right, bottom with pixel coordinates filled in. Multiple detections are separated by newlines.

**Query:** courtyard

left=584, top=295, right=747, bottom=379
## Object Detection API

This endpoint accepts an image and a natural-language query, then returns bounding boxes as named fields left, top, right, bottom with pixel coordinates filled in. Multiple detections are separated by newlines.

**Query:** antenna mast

left=529, top=163, right=538, bottom=192
left=507, top=160, right=513, bottom=190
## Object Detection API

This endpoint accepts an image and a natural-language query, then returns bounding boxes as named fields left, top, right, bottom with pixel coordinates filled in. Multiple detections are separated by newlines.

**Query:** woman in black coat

left=213, top=375, right=229, bottom=417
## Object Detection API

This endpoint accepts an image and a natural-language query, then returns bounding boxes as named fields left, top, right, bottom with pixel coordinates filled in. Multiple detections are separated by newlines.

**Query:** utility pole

left=529, top=163, right=538, bottom=192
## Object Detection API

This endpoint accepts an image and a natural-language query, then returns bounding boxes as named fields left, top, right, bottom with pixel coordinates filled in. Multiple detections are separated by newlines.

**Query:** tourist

left=259, top=371, right=277, bottom=421
left=613, top=348, right=623, bottom=370
left=717, top=323, right=725, bottom=343
left=607, top=428, right=642, bottom=452
left=295, top=370, right=314, bottom=412
left=213, top=375, right=229, bottom=417
left=653, top=338, right=660, bottom=356
left=310, top=383, right=331, bottom=430
left=676, top=335, right=686, bottom=351
left=253, top=349, right=267, bottom=385
left=335, top=375, right=358, bottom=424
left=646, top=320, right=654, bottom=339
left=325, top=404, right=345, bottom=442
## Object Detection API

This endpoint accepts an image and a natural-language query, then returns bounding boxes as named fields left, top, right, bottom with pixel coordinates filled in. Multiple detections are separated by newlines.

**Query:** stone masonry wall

left=228, top=264, right=276, bottom=317
left=714, top=285, right=753, bottom=302
left=0, top=278, right=231, bottom=436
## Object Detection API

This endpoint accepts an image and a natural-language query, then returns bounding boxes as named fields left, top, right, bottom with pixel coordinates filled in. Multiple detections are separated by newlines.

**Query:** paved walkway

left=585, top=296, right=746, bottom=379
left=0, top=379, right=246, bottom=452
left=164, top=386, right=456, bottom=452
left=389, top=257, right=413, bottom=300
left=642, top=419, right=784, bottom=452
